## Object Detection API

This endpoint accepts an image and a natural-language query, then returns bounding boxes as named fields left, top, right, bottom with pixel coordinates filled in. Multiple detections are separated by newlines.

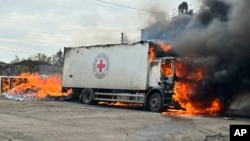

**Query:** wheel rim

left=151, top=97, right=159, bottom=108
left=85, top=92, right=91, bottom=100
left=81, top=89, right=94, bottom=104
left=149, top=93, right=162, bottom=112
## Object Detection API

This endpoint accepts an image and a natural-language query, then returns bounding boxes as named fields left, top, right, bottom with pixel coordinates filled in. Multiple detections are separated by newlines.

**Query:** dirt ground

left=0, top=97, right=249, bottom=141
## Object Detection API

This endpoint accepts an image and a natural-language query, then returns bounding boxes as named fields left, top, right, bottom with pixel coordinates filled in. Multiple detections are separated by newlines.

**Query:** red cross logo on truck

left=92, top=53, right=110, bottom=79
left=97, top=59, right=105, bottom=73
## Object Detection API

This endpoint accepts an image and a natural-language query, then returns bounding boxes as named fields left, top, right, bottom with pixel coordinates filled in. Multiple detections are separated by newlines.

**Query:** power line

left=84, top=1, right=152, bottom=17
left=95, top=0, right=166, bottom=15
left=86, top=0, right=168, bottom=16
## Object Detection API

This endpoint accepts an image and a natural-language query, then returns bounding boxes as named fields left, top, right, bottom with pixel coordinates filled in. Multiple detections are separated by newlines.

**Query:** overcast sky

left=0, top=0, right=198, bottom=63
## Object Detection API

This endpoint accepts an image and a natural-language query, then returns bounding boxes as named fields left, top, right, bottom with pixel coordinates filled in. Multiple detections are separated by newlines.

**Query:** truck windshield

left=161, top=60, right=173, bottom=77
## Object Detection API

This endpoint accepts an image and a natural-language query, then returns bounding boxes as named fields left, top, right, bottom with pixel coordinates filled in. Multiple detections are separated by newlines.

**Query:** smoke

left=171, top=0, right=250, bottom=115
left=142, top=14, right=193, bottom=42
left=143, top=2, right=170, bottom=25
left=197, top=0, right=230, bottom=25
left=229, top=93, right=250, bottom=116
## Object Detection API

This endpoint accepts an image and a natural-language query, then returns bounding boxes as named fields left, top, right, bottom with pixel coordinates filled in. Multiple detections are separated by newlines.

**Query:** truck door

left=148, top=61, right=161, bottom=87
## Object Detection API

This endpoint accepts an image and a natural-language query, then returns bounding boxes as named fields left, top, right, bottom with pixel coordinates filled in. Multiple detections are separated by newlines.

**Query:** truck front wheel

left=149, top=93, right=163, bottom=112
left=81, top=88, right=95, bottom=105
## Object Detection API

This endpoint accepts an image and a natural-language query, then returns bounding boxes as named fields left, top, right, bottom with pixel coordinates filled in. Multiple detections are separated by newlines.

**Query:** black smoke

left=198, top=0, right=230, bottom=25
left=172, top=0, right=250, bottom=115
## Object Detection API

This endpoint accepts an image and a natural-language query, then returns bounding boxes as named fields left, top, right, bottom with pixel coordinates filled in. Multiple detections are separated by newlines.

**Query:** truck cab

left=147, top=57, right=175, bottom=112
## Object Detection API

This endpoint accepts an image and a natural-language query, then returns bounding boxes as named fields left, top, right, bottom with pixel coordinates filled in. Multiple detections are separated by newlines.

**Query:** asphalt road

left=0, top=97, right=249, bottom=141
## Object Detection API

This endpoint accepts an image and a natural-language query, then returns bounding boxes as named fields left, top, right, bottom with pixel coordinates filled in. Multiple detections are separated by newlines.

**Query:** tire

left=149, top=93, right=163, bottom=112
left=81, top=88, right=95, bottom=105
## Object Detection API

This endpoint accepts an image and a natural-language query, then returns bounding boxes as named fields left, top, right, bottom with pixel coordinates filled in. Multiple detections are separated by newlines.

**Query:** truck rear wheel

left=149, top=93, right=163, bottom=112
left=81, top=88, right=95, bottom=105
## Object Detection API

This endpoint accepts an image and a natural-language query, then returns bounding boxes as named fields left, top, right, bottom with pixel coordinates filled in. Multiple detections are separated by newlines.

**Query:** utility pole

left=121, top=32, right=124, bottom=44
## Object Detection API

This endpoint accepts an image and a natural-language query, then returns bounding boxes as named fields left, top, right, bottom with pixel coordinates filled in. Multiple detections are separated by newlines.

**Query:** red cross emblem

left=92, top=53, right=110, bottom=79
left=97, top=59, right=105, bottom=73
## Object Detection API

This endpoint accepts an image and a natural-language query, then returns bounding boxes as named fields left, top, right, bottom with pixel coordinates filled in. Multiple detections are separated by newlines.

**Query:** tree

left=11, top=55, right=20, bottom=64
left=8, top=51, right=64, bottom=75
left=53, top=49, right=64, bottom=66
left=28, top=53, right=52, bottom=64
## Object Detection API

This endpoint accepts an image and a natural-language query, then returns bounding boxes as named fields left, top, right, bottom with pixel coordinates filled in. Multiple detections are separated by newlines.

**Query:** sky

left=0, top=0, right=198, bottom=63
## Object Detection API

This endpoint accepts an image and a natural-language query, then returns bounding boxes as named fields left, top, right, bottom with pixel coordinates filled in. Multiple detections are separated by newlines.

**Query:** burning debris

left=1, top=73, right=71, bottom=101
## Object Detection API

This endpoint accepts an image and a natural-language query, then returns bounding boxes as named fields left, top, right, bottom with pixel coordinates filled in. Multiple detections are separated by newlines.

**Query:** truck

left=61, top=41, right=176, bottom=112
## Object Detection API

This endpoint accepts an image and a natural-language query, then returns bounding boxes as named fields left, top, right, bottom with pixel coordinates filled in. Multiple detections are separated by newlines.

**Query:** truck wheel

left=149, top=93, right=163, bottom=112
left=81, top=88, right=95, bottom=105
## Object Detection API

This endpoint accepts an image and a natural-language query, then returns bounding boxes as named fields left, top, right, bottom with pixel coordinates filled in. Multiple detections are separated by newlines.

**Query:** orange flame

left=7, top=72, right=71, bottom=99
left=161, top=62, right=173, bottom=76
left=98, top=101, right=142, bottom=107
left=1, top=77, right=27, bottom=93
left=1, top=77, right=10, bottom=93
left=149, top=46, right=155, bottom=63
left=157, top=41, right=172, bottom=52
left=170, top=61, right=222, bottom=116
left=148, top=42, right=172, bottom=63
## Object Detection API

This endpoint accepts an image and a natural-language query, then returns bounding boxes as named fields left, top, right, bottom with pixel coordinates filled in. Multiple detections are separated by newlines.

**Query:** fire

left=149, top=42, right=172, bottom=63
left=7, top=72, right=71, bottom=99
left=98, top=101, right=142, bottom=107
left=1, top=77, right=27, bottom=93
left=150, top=41, right=222, bottom=116
left=161, top=62, right=173, bottom=76
left=157, top=41, right=172, bottom=52
left=149, top=46, right=155, bottom=63
left=1, top=77, right=10, bottom=93
left=172, top=61, right=222, bottom=116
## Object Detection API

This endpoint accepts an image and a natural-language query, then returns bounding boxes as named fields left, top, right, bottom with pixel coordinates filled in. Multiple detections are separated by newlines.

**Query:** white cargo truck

left=62, top=41, right=176, bottom=112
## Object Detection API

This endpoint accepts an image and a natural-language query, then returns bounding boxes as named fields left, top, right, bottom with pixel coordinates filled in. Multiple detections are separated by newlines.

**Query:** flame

left=7, top=72, right=71, bottom=99
left=1, top=77, right=27, bottom=93
left=149, top=46, right=155, bottom=63
left=1, top=77, right=10, bottom=93
left=148, top=42, right=172, bottom=63
left=169, top=61, right=222, bottom=116
left=157, top=41, right=172, bottom=52
left=98, top=101, right=142, bottom=107
left=161, top=62, right=173, bottom=76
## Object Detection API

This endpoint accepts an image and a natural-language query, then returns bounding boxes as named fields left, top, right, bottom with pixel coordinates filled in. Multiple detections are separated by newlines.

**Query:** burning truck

left=0, top=41, right=222, bottom=115
left=61, top=41, right=177, bottom=112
